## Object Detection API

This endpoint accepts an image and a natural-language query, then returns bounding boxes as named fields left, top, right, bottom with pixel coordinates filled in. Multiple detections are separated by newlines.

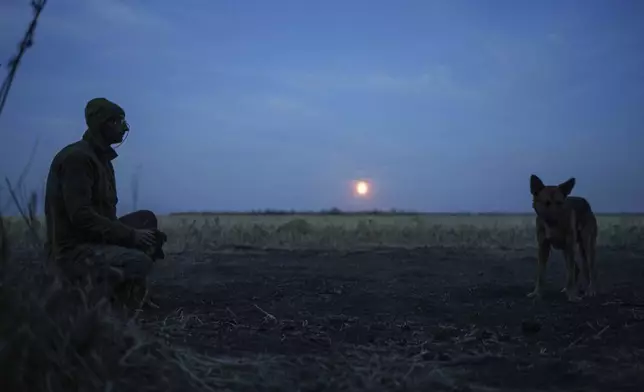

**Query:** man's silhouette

left=44, top=97, right=166, bottom=310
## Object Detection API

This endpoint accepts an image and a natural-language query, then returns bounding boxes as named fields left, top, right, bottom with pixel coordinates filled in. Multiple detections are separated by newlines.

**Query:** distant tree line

left=168, top=208, right=544, bottom=216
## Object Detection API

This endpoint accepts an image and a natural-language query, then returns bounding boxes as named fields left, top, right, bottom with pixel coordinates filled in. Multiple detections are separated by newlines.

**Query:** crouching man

left=44, top=97, right=167, bottom=311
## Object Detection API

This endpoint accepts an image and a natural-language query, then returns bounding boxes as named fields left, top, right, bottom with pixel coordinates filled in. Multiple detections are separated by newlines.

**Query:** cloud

left=133, top=58, right=481, bottom=104
left=266, top=65, right=481, bottom=101
left=547, top=32, right=564, bottom=44
left=83, top=0, right=168, bottom=29
left=159, top=90, right=326, bottom=140
left=0, top=0, right=178, bottom=65
left=365, top=66, right=481, bottom=99
left=10, top=0, right=174, bottom=46
left=0, top=2, right=34, bottom=47
left=264, top=96, right=321, bottom=117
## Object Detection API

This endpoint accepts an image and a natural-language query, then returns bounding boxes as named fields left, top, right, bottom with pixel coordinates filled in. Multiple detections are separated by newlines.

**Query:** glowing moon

left=355, top=180, right=369, bottom=196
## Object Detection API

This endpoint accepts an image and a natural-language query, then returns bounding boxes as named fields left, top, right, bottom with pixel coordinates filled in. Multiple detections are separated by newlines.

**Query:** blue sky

left=1, top=0, right=643, bottom=213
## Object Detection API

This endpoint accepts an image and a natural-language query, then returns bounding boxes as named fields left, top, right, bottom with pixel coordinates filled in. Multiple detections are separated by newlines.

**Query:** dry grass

left=157, top=213, right=644, bottom=251
left=6, top=213, right=644, bottom=252
left=2, top=212, right=644, bottom=392
left=123, top=213, right=644, bottom=252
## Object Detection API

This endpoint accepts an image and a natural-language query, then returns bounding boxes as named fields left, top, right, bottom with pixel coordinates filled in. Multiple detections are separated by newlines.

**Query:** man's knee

left=136, top=209, right=158, bottom=226
left=119, top=209, right=158, bottom=229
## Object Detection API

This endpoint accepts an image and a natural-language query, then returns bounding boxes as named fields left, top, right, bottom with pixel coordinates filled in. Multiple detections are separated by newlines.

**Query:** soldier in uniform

left=44, top=97, right=167, bottom=310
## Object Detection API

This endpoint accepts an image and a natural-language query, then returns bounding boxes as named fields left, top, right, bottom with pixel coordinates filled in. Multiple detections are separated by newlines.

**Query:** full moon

left=355, top=180, right=369, bottom=196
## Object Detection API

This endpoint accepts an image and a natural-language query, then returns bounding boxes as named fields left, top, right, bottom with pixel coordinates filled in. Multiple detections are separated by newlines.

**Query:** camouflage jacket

left=44, top=129, right=135, bottom=259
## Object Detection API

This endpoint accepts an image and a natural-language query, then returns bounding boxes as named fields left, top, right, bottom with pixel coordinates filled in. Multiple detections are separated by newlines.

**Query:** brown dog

left=528, top=174, right=598, bottom=302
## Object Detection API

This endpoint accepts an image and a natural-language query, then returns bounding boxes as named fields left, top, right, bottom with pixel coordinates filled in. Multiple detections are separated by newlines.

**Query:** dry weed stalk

left=0, top=0, right=48, bottom=117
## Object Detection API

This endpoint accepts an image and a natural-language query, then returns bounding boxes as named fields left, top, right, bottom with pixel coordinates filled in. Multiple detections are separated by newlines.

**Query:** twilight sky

left=1, top=0, right=643, bottom=214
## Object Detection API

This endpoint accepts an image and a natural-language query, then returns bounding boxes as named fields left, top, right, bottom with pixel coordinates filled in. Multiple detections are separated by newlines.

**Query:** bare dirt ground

left=141, top=247, right=644, bottom=391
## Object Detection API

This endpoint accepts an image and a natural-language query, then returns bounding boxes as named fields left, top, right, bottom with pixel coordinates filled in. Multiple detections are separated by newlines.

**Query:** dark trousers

left=118, top=210, right=166, bottom=261
left=56, top=210, right=165, bottom=309
left=118, top=209, right=158, bottom=231
left=114, top=210, right=165, bottom=308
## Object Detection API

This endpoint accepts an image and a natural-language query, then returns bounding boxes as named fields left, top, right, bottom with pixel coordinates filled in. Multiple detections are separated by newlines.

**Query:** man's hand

left=133, top=229, right=157, bottom=248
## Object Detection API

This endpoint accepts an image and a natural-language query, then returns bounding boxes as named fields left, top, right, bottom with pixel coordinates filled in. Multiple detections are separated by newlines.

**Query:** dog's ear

left=530, top=174, right=545, bottom=196
left=558, top=177, right=576, bottom=196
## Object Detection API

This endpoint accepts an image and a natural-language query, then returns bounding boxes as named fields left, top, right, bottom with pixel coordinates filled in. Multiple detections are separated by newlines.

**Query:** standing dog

left=528, top=174, right=598, bottom=302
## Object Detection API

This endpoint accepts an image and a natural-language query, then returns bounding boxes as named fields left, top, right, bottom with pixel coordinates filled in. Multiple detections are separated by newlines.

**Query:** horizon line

left=167, top=209, right=644, bottom=216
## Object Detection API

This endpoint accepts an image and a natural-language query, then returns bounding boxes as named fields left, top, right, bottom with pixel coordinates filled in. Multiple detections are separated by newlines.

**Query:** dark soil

left=141, top=247, right=644, bottom=391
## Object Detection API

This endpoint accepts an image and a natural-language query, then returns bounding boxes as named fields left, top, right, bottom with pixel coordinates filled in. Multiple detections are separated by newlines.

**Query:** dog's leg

left=528, top=242, right=550, bottom=298
left=577, top=241, right=588, bottom=294
left=562, top=262, right=581, bottom=293
left=583, top=225, right=598, bottom=297
left=563, top=245, right=582, bottom=302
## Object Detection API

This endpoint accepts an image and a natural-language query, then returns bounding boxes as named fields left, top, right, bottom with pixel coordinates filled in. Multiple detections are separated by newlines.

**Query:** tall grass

left=0, top=192, right=214, bottom=391
left=159, top=213, right=644, bottom=252
left=6, top=213, right=644, bottom=254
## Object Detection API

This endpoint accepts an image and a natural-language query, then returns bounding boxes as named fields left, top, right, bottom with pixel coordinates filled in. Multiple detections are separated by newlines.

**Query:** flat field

left=0, top=214, right=644, bottom=392
left=158, top=212, right=644, bottom=252
left=129, top=213, right=644, bottom=391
